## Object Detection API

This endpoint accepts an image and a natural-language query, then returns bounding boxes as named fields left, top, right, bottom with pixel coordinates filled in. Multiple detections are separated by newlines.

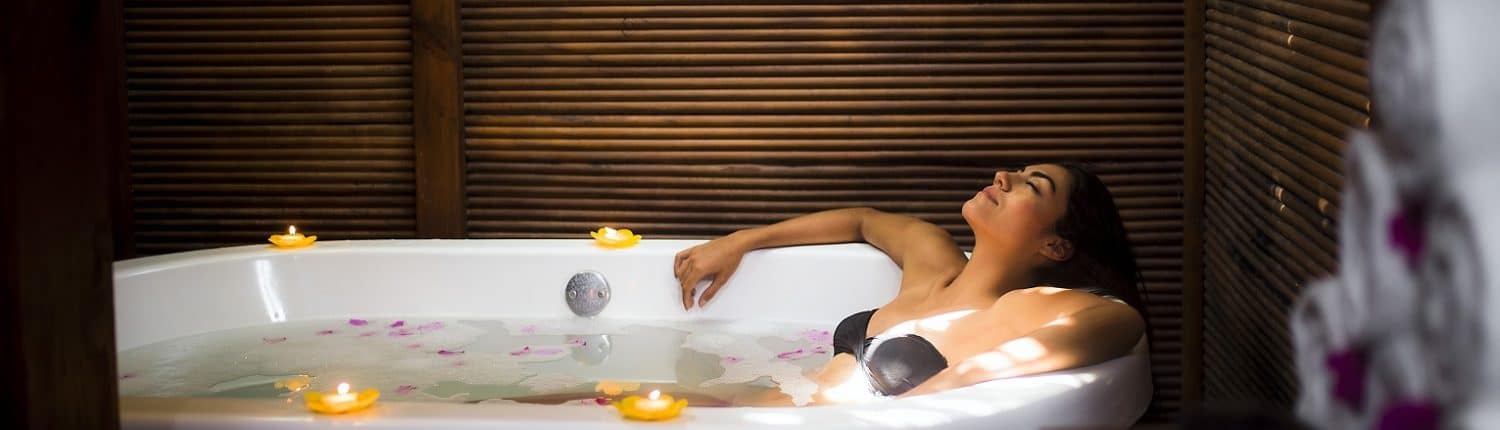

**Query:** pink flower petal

left=509, top=346, right=532, bottom=356
left=388, top=328, right=417, bottom=337
left=812, top=345, right=829, bottom=354
left=566, top=338, right=588, bottom=346
left=417, top=322, right=445, bottom=332
left=777, top=349, right=808, bottom=360
left=437, top=349, right=465, bottom=356
left=316, top=330, right=336, bottom=335
left=349, top=319, right=369, bottom=326
left=722, top=356, right=743, bottom=365
left=803, top=329, right=833, bottom=344
left=262, top=337, right=287, bottom=344
left=388, top=320, right=405, bottom=328
left=406, top=343, right=422, bottom=349
left=593, top=396, right=610, bottom=405
left=396, top=384, right=418, bottom=394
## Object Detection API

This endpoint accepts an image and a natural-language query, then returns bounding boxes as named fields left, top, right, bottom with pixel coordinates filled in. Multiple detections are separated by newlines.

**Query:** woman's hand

left=674, top=231, right=755, bottom=310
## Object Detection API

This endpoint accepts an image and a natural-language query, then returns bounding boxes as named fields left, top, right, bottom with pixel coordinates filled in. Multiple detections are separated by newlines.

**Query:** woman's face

left=961, top=163, right=1074, bottom=261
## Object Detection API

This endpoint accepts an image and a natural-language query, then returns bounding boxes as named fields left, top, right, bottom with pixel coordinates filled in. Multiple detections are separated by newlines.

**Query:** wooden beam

left=1182, top=0, right=1208, bottom=412
left=1, top=0, right=126, bottom=427
left=411, top=0, right=467, bottom=238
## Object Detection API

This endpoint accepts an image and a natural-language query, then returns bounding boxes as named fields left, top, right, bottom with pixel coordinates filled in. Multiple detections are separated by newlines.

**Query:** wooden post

left=1, top=0, right=126, bottom=427
left=411, top=0, right=468, bottom=238
left=1182, top=0, right=1208, bottom=411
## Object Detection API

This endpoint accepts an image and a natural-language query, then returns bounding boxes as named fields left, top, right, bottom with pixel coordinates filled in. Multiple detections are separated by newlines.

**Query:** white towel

left=1435, top=170, right=1500, bottom=430
left=1367, top=0, right=1436, bottom=194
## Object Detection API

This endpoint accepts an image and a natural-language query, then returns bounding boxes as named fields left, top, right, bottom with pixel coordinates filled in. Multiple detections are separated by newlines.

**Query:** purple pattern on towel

left=348, top=319, right=369, bottom=326
left=1376, top=400, right=1440, bottom=430
left=1389, top=205, right=1426, bottom=267
left=1326, top=347, right=1368, bottom=410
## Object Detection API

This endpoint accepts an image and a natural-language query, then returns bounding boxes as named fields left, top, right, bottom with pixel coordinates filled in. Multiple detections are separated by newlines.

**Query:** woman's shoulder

left=995, top=286, right=1129, bottom=312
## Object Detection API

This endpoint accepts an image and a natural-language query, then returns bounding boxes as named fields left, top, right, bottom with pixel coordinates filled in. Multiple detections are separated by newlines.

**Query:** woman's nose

left=993, top=171, right=1010, bottom=191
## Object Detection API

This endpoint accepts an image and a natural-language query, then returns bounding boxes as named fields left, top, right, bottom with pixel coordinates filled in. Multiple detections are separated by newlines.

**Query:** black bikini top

left=832, top=309, right=948, bottom=396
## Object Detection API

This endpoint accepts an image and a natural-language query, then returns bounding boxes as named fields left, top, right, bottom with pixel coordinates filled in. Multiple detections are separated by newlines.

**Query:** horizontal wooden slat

left=464, top=15, right=1184, bottom=31
left=464, top=39, right=1183, bottom=56
left=461, top=3, right=1185, bottom=19
left=464, top=63, right=1185, bottom=78
left=465, top=87, right=1185, bottom=102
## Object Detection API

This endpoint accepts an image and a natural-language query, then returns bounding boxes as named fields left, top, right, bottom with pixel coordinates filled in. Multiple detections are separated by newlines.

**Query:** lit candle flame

left=603, top=226, right=620, bottom=239
left=648, top=390, right=660, bottom=400
left=289, top=225, right=298, bottom=235
left=337, top=382, right=350, bottom=395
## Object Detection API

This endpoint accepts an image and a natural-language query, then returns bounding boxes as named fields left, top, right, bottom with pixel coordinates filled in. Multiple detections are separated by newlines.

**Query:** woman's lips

left=982, top=186, right=999, bottom=204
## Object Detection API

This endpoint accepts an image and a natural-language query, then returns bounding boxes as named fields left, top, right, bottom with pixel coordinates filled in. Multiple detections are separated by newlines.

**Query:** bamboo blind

left=1202, top=0, right=1369, bottom=405
left=459, top=0, right=1187, bottom=418
left=124, top=0, right=419, bottom=255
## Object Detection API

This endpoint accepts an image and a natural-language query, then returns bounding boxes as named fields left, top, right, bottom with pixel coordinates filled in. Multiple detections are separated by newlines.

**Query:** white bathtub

left=114, top=239, right=1152, bottom=429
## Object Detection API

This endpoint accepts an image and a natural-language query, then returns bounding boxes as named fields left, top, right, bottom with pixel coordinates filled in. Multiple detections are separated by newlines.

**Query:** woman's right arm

left=674, top=207, right=966, bottom=309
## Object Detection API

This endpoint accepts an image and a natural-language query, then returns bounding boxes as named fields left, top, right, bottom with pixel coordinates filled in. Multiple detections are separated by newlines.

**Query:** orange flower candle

left=269, top=225, right=317, bottom=248
left=304, top=382, right=378, bottom=414
left=617, top=390, right=686, bottom=421
left=590, top=226, right=641, bottom=249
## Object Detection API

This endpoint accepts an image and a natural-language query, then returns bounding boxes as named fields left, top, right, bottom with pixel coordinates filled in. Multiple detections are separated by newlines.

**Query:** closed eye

left=1026, top=182, right=1040, bottom=194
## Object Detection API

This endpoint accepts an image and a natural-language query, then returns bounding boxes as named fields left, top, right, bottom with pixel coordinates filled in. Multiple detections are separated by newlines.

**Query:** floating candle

left=617, top=390, right=687, bottom=421
left=268, top=225, right=317, bottom=248
left=304, top=382, right=379, bottom=414
left=590, top=226, right=641, bottom=249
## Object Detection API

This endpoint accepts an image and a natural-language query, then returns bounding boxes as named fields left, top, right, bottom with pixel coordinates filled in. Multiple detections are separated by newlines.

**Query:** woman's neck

left=937, top=241, right=1031, bottom=306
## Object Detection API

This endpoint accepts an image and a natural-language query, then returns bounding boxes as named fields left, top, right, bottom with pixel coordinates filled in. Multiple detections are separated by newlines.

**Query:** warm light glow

left=648, top=390, right=660, bottom=400
left=337, top=383, right=350, bottom=395
left=999, top=337, right=1048, bottom=361
left=590, top=226, right=642, bottom=249
left=604, top=226, right=621, bottom=239
left=289, top=225, right=298, bottom=235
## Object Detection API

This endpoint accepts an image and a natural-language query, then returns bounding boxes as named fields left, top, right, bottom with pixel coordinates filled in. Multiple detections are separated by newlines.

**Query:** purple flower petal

left=437, top=349, right=465, bottom=356
left=777, top=348, right=808, bottom=360
left=388, top=320, right=405, bottom=328
left=566, top=338, right=587, bottom=346
left=1376, top=400, right=1441, bottom=430
left=316, top=330, right=336, bottom=335
left=593, top=396, right=610, bottom=405
left=1326, top=347, right=1368, bottom=410
left=348, top=319, right=369, bottom=326
left=509, top=346, right=532, bottom=356
left=262, top=337, right=287, bottom=344
left=812, top=345, right=829, bottom=354
left=396, top=384, right=418, bottom=394
left=388, top=328, right=417, bottom=337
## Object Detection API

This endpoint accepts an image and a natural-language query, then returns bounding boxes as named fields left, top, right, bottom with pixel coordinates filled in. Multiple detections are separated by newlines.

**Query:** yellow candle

left=304, top=382, right=379, bottom=414
left=269, top=225, right=317, bottom=248
left=590, top=226, right=641, bottom=249
left=617, top=390, right=687, bottom=421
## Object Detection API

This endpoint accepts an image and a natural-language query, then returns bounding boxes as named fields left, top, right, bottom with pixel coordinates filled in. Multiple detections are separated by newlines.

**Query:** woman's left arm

left=901, top=301, right=1145, bottom=397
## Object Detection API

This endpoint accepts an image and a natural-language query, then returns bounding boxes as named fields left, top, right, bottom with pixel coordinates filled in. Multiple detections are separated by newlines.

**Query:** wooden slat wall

left=1202, top=0, right=1369, bottom=405
left=124, top=0, right=418, bottom=255
left=459, top=0, right=1186, bottom=419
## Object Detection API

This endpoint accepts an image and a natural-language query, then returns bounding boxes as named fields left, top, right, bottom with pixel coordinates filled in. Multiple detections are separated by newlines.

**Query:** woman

left=673, top=163, right=1148, bottom=404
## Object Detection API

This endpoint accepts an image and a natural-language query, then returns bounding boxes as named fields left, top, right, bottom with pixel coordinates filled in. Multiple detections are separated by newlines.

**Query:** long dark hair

left=1029, top=162, right=1149, bottom=322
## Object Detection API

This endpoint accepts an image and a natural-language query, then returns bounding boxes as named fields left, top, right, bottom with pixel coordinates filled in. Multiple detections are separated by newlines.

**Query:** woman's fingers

left=698, top=273, right=731, bottom=307
left=680, top=269, right=706, bottom=310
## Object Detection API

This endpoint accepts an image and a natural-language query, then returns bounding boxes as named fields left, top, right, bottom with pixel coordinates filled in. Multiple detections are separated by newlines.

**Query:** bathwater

left=117, top=317, right=835, bottom=406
